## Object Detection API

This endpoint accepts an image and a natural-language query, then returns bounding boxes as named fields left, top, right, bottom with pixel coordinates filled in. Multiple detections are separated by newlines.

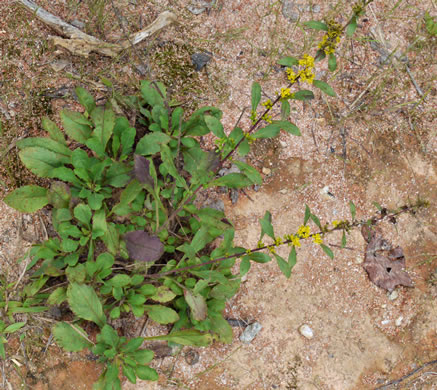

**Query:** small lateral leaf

left=281, top=100, right=290, bottom=120
left=144, top=329, right=213, bottom=347
left=310, top=213, right=322, bottom=229
left=247, top=252, right=271, bottom=263
left=4, top=185, right=48, bottom=213
left=320, top=244, right=334, bottom=259
left=288, top=246, right=297, bottom=271
left=278, top=56, right=299, bottom=67
left=233, top=160, right=262, bottom=185
left=240, top=257, right=251, bottom=276
left=253, top=124, right=280, bottom=139
left=4, top=322, right=26, bottom=333
left=274, top=120, right=301, bottom=136
left=144, top=305, right=179, bottom=324
left=341, top=231, right=347, bottom=248
left=204, top=115, right=226, bottom=139
left=251, top=82, right=261, bottom=112
left=372, top=201, right=382, bottom=211
left=135, top=365, right=159, bottom=381
left=350, top=200, right=357, bottom=220
left=313, top=80, right=336, bottom=97
left=260, top=211, right=275, bottom=240
left=304, top=204, right=311, bottom=225
left=346, top=16, right=357, bottom=37
left=292, top=90, right=314, bottom=101
left=328, top=53, right=337, bottom=72
left=124, top=230, right=164, bottom=262
left=208, top=173, right=253, bottom=189
left=275, top=254, right=291, bottom=278
left=303, top=20, right=329, bottom=31
left=75, top=87, right=96, bottom=114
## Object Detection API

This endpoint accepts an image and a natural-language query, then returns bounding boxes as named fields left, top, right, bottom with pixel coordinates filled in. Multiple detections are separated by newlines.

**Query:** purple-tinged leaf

left=124, top=230, right=164, bottom=262
left=134, top=155, right=153, bottom=186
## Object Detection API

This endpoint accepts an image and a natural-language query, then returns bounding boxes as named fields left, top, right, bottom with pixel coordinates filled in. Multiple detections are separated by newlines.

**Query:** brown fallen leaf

left=361, top=225, right=413, bottom=292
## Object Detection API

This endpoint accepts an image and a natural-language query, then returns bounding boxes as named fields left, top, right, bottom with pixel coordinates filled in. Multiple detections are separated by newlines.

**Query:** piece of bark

left=361, top=225, right=413, bottom=292
left=17, top=0, right=176, bottom=57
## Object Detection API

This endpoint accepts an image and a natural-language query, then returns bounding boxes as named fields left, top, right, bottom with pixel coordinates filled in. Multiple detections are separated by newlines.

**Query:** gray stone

left=240, top=321, right=262, bottom=343
left=205, top=199, right=225, bottom=212
left=230, top=188, right=239, bottom=204
left=282, top=1, right=299, bottom=22
left=191, top=52, right=212, bottom=71
left=388, top=290, right=398, bottom=301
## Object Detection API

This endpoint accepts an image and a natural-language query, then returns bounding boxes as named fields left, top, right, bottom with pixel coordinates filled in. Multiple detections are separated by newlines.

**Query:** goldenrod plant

left=4, top=1, right=427, bottom=387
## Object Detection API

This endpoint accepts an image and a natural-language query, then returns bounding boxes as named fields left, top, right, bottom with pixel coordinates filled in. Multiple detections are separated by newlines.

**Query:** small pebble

left=395, top=316, right=403, bottom=326
left=240, top=321, right=262, bottom=343
left=262, top=167, right=271, bottom=175
left=355, top=257, right=364, bottom=264
left=279, top=189, right=288, bottom=194
left=381, top=319, right=391, bottom=325
left=279, top=140, right=287, bottom=148
left=299, top=324, right=314, bottom=339
left=388, top=290, right=398, bottom=301
left=191, top=52, right=212, bottom=71
left=184, top=348, right=200, bottom=365
left=230, top=188, right=239, bottom=204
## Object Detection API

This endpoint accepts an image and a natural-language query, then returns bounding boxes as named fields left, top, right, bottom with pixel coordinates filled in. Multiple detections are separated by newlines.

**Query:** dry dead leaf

left=361, top=225, right=413, bottom=292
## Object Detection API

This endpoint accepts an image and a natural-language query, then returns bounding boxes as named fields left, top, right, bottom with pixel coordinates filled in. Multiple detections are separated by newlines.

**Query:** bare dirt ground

left=0, top=0, right=436, bottom=389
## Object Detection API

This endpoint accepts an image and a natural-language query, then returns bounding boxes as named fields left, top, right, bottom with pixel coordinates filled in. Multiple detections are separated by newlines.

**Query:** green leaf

left=140, top=80, right=164, bottom=107
left=425, top=11, right=437, bottom=36
left=240, top=257, right=251, bottom=276
left=320, top=244, right=334, bottom=259
left=144, top=329, right=213, bottom=347
left=184, top=290, right=207, bottom=321
left=0, top=342, right=4, bottom=360
left=16, top=137, right=72, bottom=161
left=274, top=254, right=291, bottom=278
left=99, top=324, right=119, bottom=347
left=108, top=274, right=131, bottom=288
left=4, top=185, right=48, bottom=213
left=144, top=305, right=179, bottom=324
left=346, top=16, right=357, bottom=37
left=150, top=286, right=175, bottom=303
left=278, top=56, right=299, bottom=67
left=341, top=231, right=347, bottom=248
left=61, top=238, right=79, bottom=252
left=60, top=109, right=92, bottom=144
left=19, top=147, right=63, bottom=178
left=313, top=80, right=336, bottom=97
left=120, top=337, right=144, bottom=353
left=310, top=213, right=322, bottom=229
left=92, top=209, right=108, bottom=239
left=101, top=223, right=119, bottom=255
left=160, top=144, right=187, bottom=189
left=288, top=246, right=297, bottom=271
left=42, top=117, right=66, bottom=145
left=135, top=365, right=158, bottom=381
left=292, top=90, right=314, bottom=101
left=274, top=120, right=301, bottom=136
left=233, top=160, right=262, bottom=185
left=251, top=82, right=261, bottom=112
left=53, top=322, right=92, bottom=352
left=246, top=252, right=271, bottom=263
left=208, top=173, right=253, bottom=189
left=123, top=365, right=137, bottom=384
left=210, top=313, right=233, bottom=343
left=328, top=53, right=337, bottom=71
left=4, top=322, right=26, bottom=333
left=66, top=263, right=86, bottom=283
left=350, top=200, right=357, bottom=220
left=304, top=204, right=311, bottom=225
left=260, top=211, right=274, bottom=240
left=303, top=20, right=328, bottom=30
left=75, top=87, right=96, bottom=114
left=204, top=115, right=226, bottom=139
left=89, top=106, right=115, bottom=153
left=252, top=124, right=280, bottom=139
left=48, top=287, right=67, bottom=305
left=67, top=283, right=106, bottom=327
left=281, top=100, right=290, bottom=120
left=74, top=203, right=92, bottom=227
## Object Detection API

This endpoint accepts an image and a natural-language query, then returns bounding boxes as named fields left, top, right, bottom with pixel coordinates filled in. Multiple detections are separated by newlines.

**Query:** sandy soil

left=0, top=0, right=436, bottom=389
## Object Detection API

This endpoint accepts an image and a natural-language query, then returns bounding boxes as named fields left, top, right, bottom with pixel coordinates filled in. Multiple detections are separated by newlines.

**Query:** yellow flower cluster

left=318, top=21, right=343, bottom=55
left=244, top=133, right=256, bottom=144
left=268, top=246, right=276, bottom=254
left=332, top=220, right=341, bottom=228
left=297, top=225, right=311, bottom=238
left=274, top=237, right=284, bottom=246
left=262, top=113, right=273, bottom=124
left=312, top=233, right=323, bottom=245
left=280, top=87, right=292, bottom=100
left=285, top=54, right=315, bottom=85
left=250, top=109, right=257, bottom=124
left=261, top=99, right=273, bottom=110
